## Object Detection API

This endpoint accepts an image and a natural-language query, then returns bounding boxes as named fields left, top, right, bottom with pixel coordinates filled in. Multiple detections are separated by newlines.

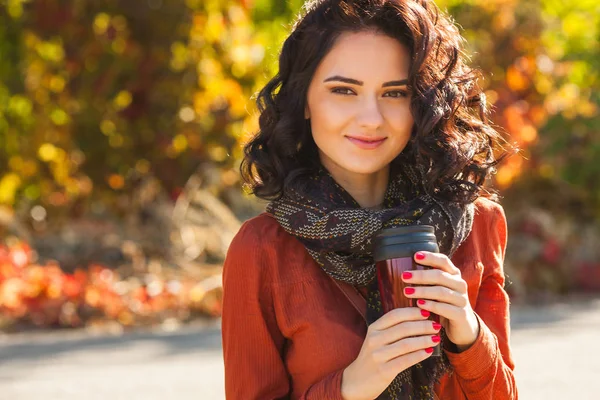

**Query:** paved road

left=1, top=296, right=599, bottom=399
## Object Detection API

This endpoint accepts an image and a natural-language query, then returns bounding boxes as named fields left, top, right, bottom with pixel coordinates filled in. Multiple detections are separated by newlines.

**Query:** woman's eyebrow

left=323, top=75, right=408, bottom=87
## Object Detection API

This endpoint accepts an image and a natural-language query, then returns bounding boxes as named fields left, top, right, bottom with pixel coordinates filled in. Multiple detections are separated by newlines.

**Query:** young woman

left=222, top=0, right=517, bottom=399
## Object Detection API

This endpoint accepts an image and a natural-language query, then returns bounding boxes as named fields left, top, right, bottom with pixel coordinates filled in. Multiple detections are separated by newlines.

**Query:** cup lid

left=373, top=225, right=436, bottom=247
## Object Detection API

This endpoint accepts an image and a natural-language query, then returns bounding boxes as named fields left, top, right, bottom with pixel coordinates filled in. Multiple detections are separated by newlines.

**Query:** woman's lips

left=346, top=136, right=387, bottom=150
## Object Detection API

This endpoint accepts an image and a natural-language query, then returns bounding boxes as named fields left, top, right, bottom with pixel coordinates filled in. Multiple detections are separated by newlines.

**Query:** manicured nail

left=421, top=310, right=430, bottom=318
left=432, top=322, right=442, bottom=330
left=417, top=299, right=426, bottom=305
left=415, top=252, right=426, bottom=261
left=404, top=287, right=415, bottom=295
left=402, top=271, right=413, bottom=280
left=425, top=347, right=434, bottom=354
left=432, top=335, right=441, bottom=343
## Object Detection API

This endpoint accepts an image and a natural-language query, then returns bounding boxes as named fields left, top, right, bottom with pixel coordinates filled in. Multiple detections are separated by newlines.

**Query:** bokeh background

left=1, top=1, right=599, bottom=399
left=0, top=0, right=599, bottom=341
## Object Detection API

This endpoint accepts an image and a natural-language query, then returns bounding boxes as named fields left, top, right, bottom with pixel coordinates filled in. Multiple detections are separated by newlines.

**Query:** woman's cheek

left=317, top=103, right=353, bottom=128
left=392, top=117, right=414, bottom=137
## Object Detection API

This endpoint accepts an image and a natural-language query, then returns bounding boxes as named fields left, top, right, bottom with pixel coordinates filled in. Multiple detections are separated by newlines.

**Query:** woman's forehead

left=314, top=31, right=411, bottom=82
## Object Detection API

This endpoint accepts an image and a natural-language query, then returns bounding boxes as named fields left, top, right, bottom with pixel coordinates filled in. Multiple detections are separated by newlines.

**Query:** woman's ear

left=304, top=105, right=310, bottom=120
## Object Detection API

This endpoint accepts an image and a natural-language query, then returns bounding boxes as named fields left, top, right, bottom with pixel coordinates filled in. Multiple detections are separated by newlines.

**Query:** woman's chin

left=331, top=161, right=391, bottom=176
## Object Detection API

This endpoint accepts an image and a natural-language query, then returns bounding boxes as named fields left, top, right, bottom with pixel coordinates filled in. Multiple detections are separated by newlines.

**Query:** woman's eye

left=331, top=87, right=408, bottom=98
left=384, top=90, right=408, bottom=98
left=330, top=88, right=408, bottom=98
left=331, top=87, right=355, bottom=95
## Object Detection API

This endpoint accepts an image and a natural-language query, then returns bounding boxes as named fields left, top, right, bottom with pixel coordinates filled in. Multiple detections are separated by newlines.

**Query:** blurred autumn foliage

left=0, top=238, right=222, bottom=332
left=0, top=0, right=301, bottom=213
left=433, top=0, right=599, bottom=205
left=0, top=0, right=599, bottom=330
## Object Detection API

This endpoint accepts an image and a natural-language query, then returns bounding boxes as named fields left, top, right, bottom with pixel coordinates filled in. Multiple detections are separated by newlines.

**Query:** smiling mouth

left=345, top=136, right=387, bottom=149
left=345, top=136, right=387, bottom=142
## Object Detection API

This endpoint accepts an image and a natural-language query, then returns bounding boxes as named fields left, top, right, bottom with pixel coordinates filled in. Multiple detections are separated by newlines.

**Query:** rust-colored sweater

left=222, top=198, right=517, bottom=399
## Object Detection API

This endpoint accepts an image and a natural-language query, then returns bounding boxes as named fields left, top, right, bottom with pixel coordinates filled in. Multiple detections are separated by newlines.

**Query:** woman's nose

left=356, top=95, right=384, bottom=129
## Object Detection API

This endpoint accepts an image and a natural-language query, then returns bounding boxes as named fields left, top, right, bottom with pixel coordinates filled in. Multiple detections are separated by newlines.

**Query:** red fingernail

left=432, top=322, right=442, bottom=330
left=432, top=335, right=441, bottom=343
left=421, top=310, right=430, bottom=317
left=417, top=299, right=426, bottom=305
left=404, top=287, right=415, bottom=295
left=425, top=348, right=434, bottom=354
left=402, top=272, right=412, bottom=280
left=415, top=252, right=426, bottom=261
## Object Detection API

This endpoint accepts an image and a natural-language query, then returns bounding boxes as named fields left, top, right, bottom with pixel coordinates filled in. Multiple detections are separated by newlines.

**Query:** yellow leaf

left=114, top=90, right=132, bottom=110
left=7, top=0, right=23, bottom=19
left=205, top=12, right=225, bottom=43
left=100, top=120, right=116, bottom=135
left=49, top=76, right=66, bottom=93
left=51, top=160, right=70, bottom=185
left=8, top=95, right=33, bottom=117
left=172, top=134, right=188, bottom=153
left=50, top=108, right=70, bottom=125
left=0, top=174, right=22, bottom=204
left=94, top=13, right=111, bottom=36
left=65, top=179, right=81, bottom=195
left=112, top=38, right=127, bottom=54
left=37, top=40, right=65, bottom=63
left=38, top=143, right=59, bottom=162
left=208, top=145, right=228, bottom=162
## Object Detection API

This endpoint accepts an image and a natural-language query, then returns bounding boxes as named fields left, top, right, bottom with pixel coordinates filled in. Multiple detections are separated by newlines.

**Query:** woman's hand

left=341, top=307, right=441, bottom=400
left=401, top=251, right=480, bottom=352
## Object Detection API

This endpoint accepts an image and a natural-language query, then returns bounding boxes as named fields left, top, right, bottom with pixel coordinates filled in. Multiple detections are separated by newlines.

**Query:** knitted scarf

left=265, top=163, right=475, bottom=399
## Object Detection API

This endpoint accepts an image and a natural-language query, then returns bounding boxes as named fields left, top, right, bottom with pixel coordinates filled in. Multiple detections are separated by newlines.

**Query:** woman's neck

left=320, top=160, right=390, bottom=209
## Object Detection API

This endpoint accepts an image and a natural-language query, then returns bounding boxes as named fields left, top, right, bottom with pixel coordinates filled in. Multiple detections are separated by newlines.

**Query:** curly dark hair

left=240, top=0, right=512, bottom=205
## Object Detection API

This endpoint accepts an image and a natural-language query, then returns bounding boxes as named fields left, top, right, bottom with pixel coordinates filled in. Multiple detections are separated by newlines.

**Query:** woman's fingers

left=374, top=319, right=441, bottom=346
left=401, top=252, right=469, bottom=307
left=374, top=334, right=439, bottom=363
left=370, top=307, right=429, bottom=331
left=401, top=268, right=467, bottom=293
left=385, top=348, right=435, bottom=378
left=414, top=251, right=461, bottom=275
left=415, top=299, right=470, bottom=321
left=402, top=285, right=469, bottom=308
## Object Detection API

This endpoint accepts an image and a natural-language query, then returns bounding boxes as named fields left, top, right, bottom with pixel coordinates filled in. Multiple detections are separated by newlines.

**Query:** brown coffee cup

left=373, top=225, right=442, bottom=357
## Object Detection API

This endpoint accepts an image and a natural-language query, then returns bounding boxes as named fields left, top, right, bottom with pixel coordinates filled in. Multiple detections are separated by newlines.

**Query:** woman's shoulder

left=452, top=196, right=507, bottom=264
left=223, top=213, right=283, bottom=283
left=224, top=212, right=316, bottom=286
left=472, top=196, right=506, bottom=228
left=228, top=212, right=288, bottom=253
left=226, top=212, right=311, bottom=270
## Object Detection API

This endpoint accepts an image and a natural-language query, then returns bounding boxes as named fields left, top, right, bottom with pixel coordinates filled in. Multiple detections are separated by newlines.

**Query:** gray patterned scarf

left=266, top=163, right=474, bottom=399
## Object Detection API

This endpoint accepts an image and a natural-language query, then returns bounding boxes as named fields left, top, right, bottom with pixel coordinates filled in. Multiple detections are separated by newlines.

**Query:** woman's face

left=305, top=30, right=414, bottom=177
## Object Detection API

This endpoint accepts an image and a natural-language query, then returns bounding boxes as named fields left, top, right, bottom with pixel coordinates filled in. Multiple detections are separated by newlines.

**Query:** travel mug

left=373, top=225, right=442, bottom=356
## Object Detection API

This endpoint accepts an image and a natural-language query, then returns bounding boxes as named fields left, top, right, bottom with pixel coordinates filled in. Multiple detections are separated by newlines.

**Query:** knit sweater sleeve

left=444, top=200, right=518, bottom=399
left=221, top=218, right=345, bottom=400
